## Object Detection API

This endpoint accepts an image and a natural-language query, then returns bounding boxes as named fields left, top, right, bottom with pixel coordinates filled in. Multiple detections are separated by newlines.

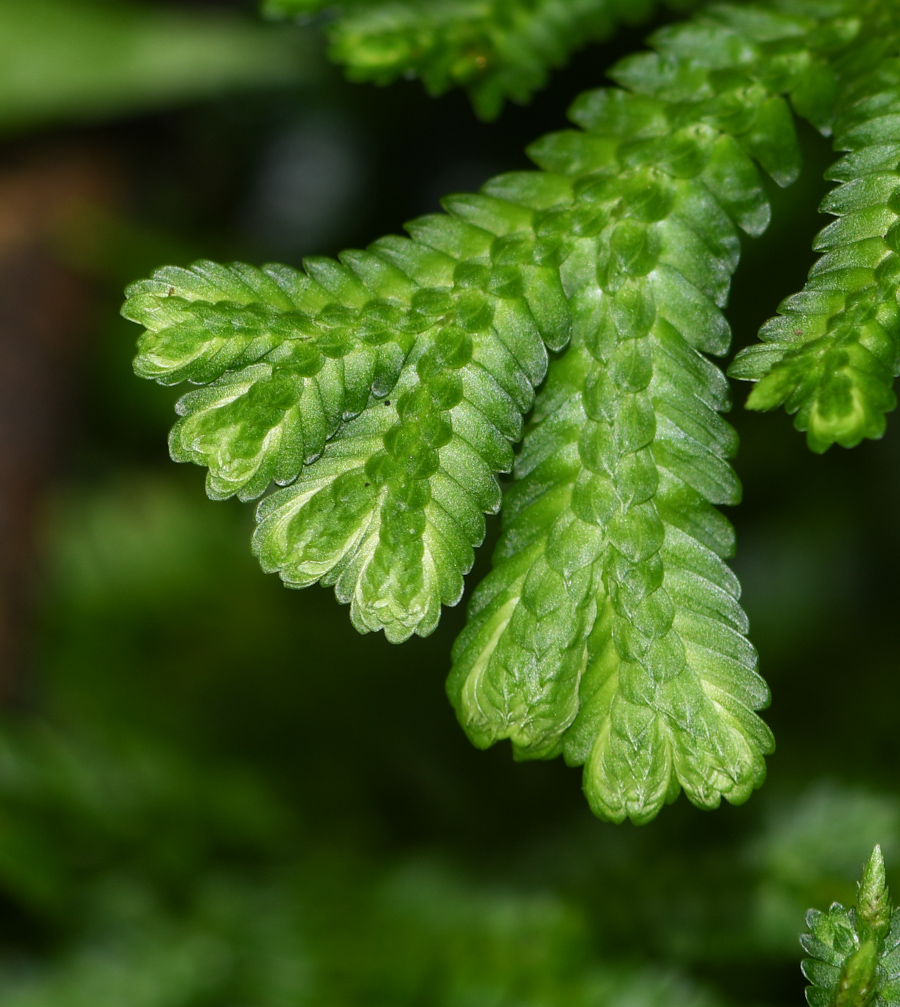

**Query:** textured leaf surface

left=125, top=0, right=888, bottom=823
left=802, top=846, right=900, bottom=1007
left=126, top=258, right=416, bottom=501
left=262, top=0, right=662, bottom=119
left=448, top=0, right=860, bottom=823
left=126, top=204, right=569, bottom=642
left=731, top=14, right=900, bottom=452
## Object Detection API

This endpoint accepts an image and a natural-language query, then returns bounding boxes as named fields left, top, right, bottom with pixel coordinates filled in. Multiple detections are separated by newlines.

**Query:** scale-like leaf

left=126, top=203, right=569, bottom=641
left=802, top=846, right=900, bottom=1007
left=125, top=258, right=417, bottom=501
left=449, top=1, right=848, bottom=822
left=126, top=0, right=887, bottom=823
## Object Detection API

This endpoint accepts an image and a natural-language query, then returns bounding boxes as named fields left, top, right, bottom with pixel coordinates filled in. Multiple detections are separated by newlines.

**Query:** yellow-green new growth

left=802, top=845, right=900, bottom=1007
left=860, top=846, right=894, bottom=941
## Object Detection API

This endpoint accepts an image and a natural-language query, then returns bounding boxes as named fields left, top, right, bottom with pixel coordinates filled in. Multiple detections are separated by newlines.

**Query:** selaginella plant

left=803, top=846, right=900, bottom=1007
left=122, top=0, right=900, bottom=826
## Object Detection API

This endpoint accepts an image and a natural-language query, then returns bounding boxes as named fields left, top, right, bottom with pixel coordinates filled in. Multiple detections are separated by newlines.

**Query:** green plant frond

left=126, top=0, right=875, bottom=818
left=262, top=0, right=662, bottom=120
left=126, top=205, right=570, bottom=641
left=802, top=845, right=900, bottom=1007
left=731, top=30, right=900, bottom=452
left=448, top=3, right=852, bottom=823
left=124, top=259, right=415, bottom=501
left=448, top=338, right=600, bottom=760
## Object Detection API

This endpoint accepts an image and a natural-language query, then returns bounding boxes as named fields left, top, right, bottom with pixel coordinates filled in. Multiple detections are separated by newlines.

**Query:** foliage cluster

left=5, top=0, right=900, bottom=1005
left=125, top=0, right=900, bottom=828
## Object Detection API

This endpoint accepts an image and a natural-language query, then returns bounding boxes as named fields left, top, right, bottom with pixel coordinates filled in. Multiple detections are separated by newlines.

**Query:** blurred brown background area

left=0, top=150, right=117, bottom=697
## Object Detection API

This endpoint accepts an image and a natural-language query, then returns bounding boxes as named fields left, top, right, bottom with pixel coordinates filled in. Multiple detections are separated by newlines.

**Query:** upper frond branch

left=730, top=8, right=900, bottom=452
left=262, top=0, right=664, bottom=119
left=449, top=0, right=850, bottom=823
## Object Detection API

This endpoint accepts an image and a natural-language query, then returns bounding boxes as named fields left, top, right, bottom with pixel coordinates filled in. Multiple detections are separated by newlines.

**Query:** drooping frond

left=125, top=0, right=878, bottom=823
left=731, top=21, right=900, bottom=452
left=262, top=0, right=662, bottom=119
left=802, top=845, right=900, bottom=1007
left=449, top=2, right=865, bottom=823
left=125, top=209, right=569, bottom=642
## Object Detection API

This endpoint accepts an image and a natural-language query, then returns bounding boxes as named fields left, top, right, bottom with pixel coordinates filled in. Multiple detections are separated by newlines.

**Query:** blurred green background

left=2, top=2, right=900, bottom=1005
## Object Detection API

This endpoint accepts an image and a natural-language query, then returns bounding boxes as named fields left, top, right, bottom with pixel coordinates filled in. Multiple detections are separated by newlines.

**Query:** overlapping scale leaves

left=125, top=260, right=414, bottom=501
left=125, top=204, right=569, bottom=643
left=802, top=846, right=900, bottom=1007
left=732, top=35, right=900, bottom=452
left=125, top=0, right=884, bottom=823
left=449, top=2, right=856, bottom=823
left=262, top=0, right=661, bottom=119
